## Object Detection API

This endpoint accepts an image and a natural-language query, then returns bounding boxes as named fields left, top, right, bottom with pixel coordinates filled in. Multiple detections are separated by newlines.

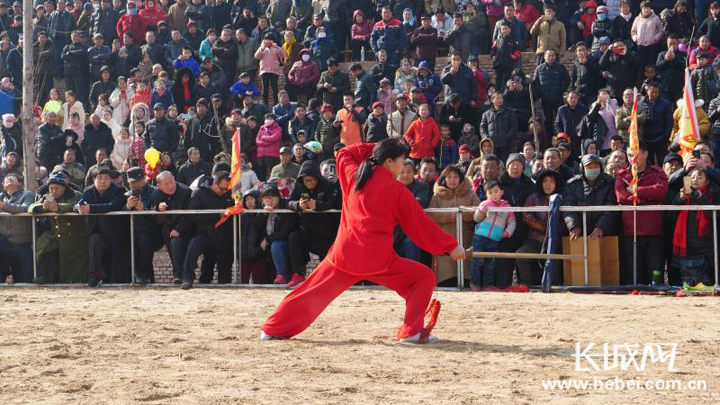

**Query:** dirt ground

left=0, top=287, right=719, bottom=404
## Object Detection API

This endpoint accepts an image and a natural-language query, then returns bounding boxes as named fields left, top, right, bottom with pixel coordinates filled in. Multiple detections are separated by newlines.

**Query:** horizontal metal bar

left=2, top=204, right=720, bottom=217
left=0, top=283, right=460, bottom=292
left=470, top=252, right=585, bottom=260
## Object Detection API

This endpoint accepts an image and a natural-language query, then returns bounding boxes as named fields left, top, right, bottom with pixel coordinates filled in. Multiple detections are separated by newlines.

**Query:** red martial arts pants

left=261, top=255, right=436, bottom=339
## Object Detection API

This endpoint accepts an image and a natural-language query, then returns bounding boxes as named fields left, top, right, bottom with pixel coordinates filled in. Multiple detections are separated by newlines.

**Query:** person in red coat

left=139, top=0, right=168, bottom=29
left=285, top=49, right=321, bottom=101
left=614, top=141, right=668, bottom=285
left=404, top=104, right=440, bottom=161
left=261, top=139, right=466, bottom=344
left=117, top=1, right=147, bottom=45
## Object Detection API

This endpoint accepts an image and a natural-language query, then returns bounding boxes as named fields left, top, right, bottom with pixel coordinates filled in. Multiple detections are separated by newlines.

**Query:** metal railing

left=1, top=205, right=719, bottom=291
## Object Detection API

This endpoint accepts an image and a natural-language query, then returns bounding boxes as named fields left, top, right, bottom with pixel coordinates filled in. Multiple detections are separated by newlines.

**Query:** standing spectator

left=33, top=31, right=55, bottom=107
left=555, top=91, right=589, bottom=155
left=123, top=167, right=160, bottom=285
left=563, top=154, right=618, bottom=242
left=316, top=59, right=350, bottom=111
left=440, top=51, right=477, bottom=106
left=616, top=88, right=647, bottom=143
left=615, top=141, right=668, bottom=285
left=255, top=113, right=283, bottom=180
left=599, top=38, right=639, bottom=102
left=370, top=49, right=398, bottom=88
left=29, top=173, right=89, bottom=283
left=185, top=99, right=222, bottom=162
left=178, top=171, right=235, bottom=289
left=314, top=104, right=339, bottom=159
left=662, top=1, right=694, bottom=42
left=404, top=104, right=440, bottom=161
left=699, top=2, right=720, bottom=48
left=496, top=3, right=530, bottom=48
left=632, top=1, right=664, bottom=72
left=416, top=60, right=442, bottom=113
left=254, top=33, right=286, bottom=107
left=177, top=147, right=212, bottom=185
left=690, top=35, right=719, bottom=70
left=288, top=104, right=315, bottom=144
left=144, top=104, right=179, bottom=155
left=349, top=63, right=377, bottom=110
left=530, top=4, right=566, bottom=65
left=428, top=165, right=480, bottom=285
left=515, top=169, right=564, bottom=286
left=49, top=0, right=76, bottom=79
left=446, top=12, right=473, bottom=62
left=270, top=146, right=301, bottom=180
left=140, top=0, right=168, bottom=29
left=533, top=49, right=570, bottom=135
left=410, top=14, right=438, bottom=67
left=117, top=1, right=146, bottom=45
left=387, top=94, right=417, bottom=138
left=168, top=0, right=189, bottom=31
left=77, top=168, right=130, bottom=287
left=0, top=174, right=34, bottom=283
left=91, top=0, right=120, bottom=43
left=590, top=6, right=613, bottom=49
left=571, top=42, right=603, bottom=106
left=62, top=31, right=91, bottom=106
left=491, top=21, right=521, bottom=92
left=310, top=27, right=338, bottom=72
left=371, top=7, right=407, bottom=66
left=640, top=82, right=673, bottom=165
left=83, top=114, right=115, bottom=168
left=483, top=0, right=511, bottom=29
left=480, top=92, right=518, bottom=162
left=38, top=112, right=65, bottom=170
left=211, top=28, right=238, bottom=86
left=656, top=34, right=686, bottom=104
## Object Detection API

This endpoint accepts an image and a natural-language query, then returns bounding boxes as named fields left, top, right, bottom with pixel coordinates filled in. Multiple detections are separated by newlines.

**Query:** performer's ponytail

left=355, top=138, right=409, bottom=192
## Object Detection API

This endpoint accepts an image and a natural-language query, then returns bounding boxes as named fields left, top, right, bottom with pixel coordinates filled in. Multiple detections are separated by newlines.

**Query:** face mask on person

left=301, top=54, right=310, bottom=62
left=317, top=32, right=326, bottom=39
left=265, top=119, right=274, bottom=125
left=128, top=7, right=137, bottom=15
left=597, top=13, right=606, bottom=21
left=585, top=167, right=601, bottom=181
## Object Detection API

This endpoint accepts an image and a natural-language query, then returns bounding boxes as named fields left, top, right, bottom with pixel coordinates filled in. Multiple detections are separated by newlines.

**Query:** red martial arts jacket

left=328, top=143, right=458, bottom=276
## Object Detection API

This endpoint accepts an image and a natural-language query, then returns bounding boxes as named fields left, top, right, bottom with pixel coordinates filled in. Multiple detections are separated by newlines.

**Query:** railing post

left=456, top=207, right=464, bottom=289
left=582, top=211, right=588, bottom=286
left=32, top=215, right=36, bottom=282
left=714, top=211, right=718, bottom=289
left=233, top=213, right=239, bottom=284
left=130, top=213, right=135, bottom=285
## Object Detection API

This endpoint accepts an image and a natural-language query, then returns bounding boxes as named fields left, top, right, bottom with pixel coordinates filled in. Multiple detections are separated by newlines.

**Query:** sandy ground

left=0, top=287, right=719, bottom=404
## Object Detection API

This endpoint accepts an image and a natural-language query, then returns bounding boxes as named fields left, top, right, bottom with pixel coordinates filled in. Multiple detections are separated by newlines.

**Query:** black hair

left=349, top=63, right=363, bottom=71
left=420, top=157, right=437, bottom=169
left=701, top=152, right=715, bottom=163
left=482, top=153, right=501, bottom=165
left=213, top=171, right=231, bottom=184
left=484, top=179, right=500, bottom=192
left=437, top=165, right=465, bottom=187
left=355, top=138, right=409, bottom=191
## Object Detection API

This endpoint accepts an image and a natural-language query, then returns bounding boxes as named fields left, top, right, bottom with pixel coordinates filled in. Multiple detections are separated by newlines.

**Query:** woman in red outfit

left=261, top=138, right=466, bottom=344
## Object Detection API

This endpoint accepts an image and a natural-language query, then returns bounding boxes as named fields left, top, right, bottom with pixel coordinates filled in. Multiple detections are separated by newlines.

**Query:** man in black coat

left=555, top=91, right=590, bottom=157
left=185, top=98, right=222, bottom=162
left=144, top=104, right=180, bottom=155
left=38, top=111, right=65, bottom=170
left=150, top=171, right=193, bottom=284
left=440, top=51, right=478, bottom=107
left=82, top=114, right=115, bottom=168
left=285, top=160, right=339, bottom=287
left=61, top=31, right=90, bottom=105
left=123, top=167, right=161, bottom=285
left=655, top=34, right=686, bottom=105
left=178, top=172, right=235, bottom=289
left=562, top=154, right=619, bottom=240
left=90, top=0, right=121, bottom=43
left=177, top=147, right=212, bottom=185
left=76, top=168, right=130, bottom=287
left=533, top=48, right=570, bottom=135
left=599, top=39, right=639, bottom=101
left=480, top=92, right=518, bottom=163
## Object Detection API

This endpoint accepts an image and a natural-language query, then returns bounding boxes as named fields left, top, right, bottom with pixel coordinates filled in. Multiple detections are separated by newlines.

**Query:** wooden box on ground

left=562, top=236, right=620, bottom=286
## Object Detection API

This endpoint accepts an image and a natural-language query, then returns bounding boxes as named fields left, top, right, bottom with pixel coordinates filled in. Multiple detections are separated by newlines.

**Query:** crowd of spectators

left=0, top=0, right=719, bottom=289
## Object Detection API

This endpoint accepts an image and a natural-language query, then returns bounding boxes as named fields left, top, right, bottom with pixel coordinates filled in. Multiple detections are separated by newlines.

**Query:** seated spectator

left=0, top=152, right=22, bottom=192
left=53, top=148, right=87, bottom=190
left=376, top=79, right=395, bottom=114
left=439, top=93, right=473, bottom=141
left=670, top=168, right=718, bottom=286
left=286, top=160, right=339, bottom=288
left=38, top=111, right=66, bottom=170
left=173, top=46, right=200, bottom=77
left=269, top=146, right=301, bottom=181
left=240, top=189, right=266, bottom=284
left=555, top=91, right=589, bottom=156
left=394, top=58, right=419, bottom=93
left=428, top=165, right=480, bottom=286
left=456, top=144, right=474, bottom=174
left=77, top=168, right=130, bottom=287
left=255, top=114, right=283, bottom=181
left=241, top=91, right=269, bottom=120
left=516, top=169, right=564, bottom=286
left=286, top=49, right=321, bottom=102
left=29, top=173, right=89, bottom=283
left=184, top=99, right=222, bottom=162
left=0, top=174, right=35, bottom=283
left=177, top=172, right=234, bottom=290
left=690, top=53, right=717, bottom=105
left=255, top=186, right=298, bottom=284
left=82, top=114, right=115, bottom=168
left=394, top=159, right=430, bottom=263
left=230, top=72, right=261, bottom=108
left=177, top=147, right=211, bottom=186
left=350, top=9, right=374, bottom=60
left=314, top=104, right=340, bottom=160
left=539, top=147, right=575, bottom=181
left=349, top=64, right=377, bottom=110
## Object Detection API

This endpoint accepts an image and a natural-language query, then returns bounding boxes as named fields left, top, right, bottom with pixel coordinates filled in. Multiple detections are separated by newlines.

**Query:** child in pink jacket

left=255, top=113, right=283, bottom=181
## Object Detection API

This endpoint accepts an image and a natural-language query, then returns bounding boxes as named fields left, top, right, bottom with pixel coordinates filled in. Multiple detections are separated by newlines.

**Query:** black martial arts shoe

left=135, top=276, right=149, bottom=286
left=180, top=280, right=193, bottom=290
